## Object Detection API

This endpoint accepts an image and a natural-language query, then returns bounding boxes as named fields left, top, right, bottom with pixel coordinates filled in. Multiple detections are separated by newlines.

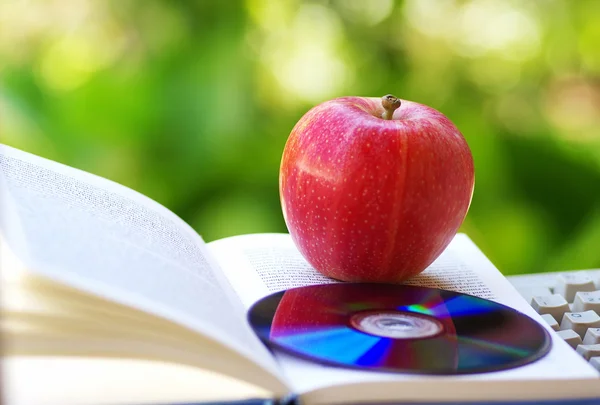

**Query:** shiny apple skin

left=279, top=97, right=474, bottom=283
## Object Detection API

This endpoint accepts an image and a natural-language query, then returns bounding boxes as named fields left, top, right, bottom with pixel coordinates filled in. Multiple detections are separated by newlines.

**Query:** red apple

left=279, top=95, right=474, bottom=283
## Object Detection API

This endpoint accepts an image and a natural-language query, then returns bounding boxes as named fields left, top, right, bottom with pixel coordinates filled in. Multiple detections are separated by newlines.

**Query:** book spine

left=156, top=400, right=282, bottom=405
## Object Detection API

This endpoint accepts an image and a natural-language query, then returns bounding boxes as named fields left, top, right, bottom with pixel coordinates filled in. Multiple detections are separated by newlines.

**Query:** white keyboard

left=508, top=269, right=600, bottom=371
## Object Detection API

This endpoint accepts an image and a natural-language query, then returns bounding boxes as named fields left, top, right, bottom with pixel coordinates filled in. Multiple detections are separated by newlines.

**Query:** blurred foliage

left=1, top=0, right=600, bottom=275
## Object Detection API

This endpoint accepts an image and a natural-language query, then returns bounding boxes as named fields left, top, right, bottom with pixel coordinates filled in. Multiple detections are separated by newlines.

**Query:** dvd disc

left=248, top=283, right=551, bottom=374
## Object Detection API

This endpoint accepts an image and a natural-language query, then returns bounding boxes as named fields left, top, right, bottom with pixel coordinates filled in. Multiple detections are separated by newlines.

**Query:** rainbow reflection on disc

left=248, top=283, right=551, bottom=374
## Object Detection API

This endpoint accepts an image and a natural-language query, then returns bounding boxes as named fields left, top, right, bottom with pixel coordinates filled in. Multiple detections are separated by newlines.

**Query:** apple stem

left=381, top=94, right=401, bottom=120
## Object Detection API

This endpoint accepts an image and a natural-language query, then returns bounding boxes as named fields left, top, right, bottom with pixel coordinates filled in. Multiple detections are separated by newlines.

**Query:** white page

left=3, top=356, right=271, bottom=405
left=208, top=233, right=496, bottom=308
left=0, top=144, right=284, bottom=388
left=208, top=233, right=599, bottom=396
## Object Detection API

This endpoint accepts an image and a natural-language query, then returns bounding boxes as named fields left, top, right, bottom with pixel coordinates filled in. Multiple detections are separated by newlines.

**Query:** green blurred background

left=1, top=0, right=599, bottom=275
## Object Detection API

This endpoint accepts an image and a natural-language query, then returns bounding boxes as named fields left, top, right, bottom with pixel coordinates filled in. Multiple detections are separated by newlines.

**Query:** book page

left=0, top=144, right=284, bottom=390
left=3, top=357, right=271, bottom=405
left=208, top=233, right=495, bottom=309
left=208, top=233, right=599, bottom=399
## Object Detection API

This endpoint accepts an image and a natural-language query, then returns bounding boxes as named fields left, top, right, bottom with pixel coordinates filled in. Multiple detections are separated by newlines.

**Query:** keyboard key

left=583, top=328, right=600, bottom=345
left=540, top=314, right=559, bottom=331
left=576, top=344, right=600, bottom=360
left=515, top=286, right=552, bottom=304
left=556, top=329, right=582, bottom=348
left=555, top=273, right=596, bottom=302
left=560, top=311, right=600, bottom=338
left=590, top=357, right=600, bottom=371
left=573, top=290, right=600, bottom=312
left=588, top=270, right=600, bottom=289
left=531, top=294, right=569, bottom=322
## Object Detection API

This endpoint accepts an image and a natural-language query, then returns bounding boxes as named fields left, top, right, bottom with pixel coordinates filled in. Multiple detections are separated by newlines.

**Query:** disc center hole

left=350, top=310, right=444, bottom=339
left=376, top=318, right=413, bottom=330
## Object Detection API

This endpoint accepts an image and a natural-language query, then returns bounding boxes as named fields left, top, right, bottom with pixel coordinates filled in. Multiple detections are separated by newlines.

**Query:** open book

left=1, top=143, right=599, bottom=405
